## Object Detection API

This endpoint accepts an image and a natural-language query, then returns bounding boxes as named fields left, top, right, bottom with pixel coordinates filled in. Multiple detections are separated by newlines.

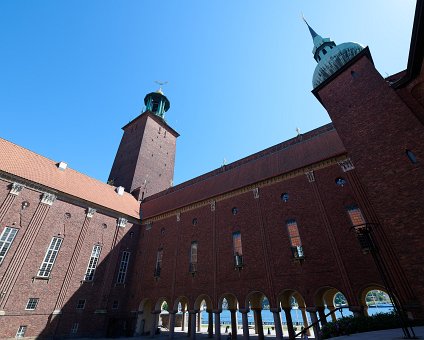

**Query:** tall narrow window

left=71, top=323, right=79, bottom=334
left=232, top=232, right=243, bottom=268
left=154, top=248, right=163, bottom=278
left=0, top=226, right=18, bottom=264
left=38, top=237, right=63, bottom=278
left=116, top=251, right=131, bottom=284
left=84, top=245, right=102, bottom=281
left=347, top=206, right=366, bottom=227
left=286, top=219, right=304, bottom=259
left=189, top=241, right=198, bottom=273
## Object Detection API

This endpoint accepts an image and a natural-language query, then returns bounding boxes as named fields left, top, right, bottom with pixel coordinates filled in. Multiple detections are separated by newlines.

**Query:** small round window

left=335, top=177, right=347, bottom=186
left=232, top=207, right=238, bottom=215
left=281, top=193, right=289, bottom=202
left=192, top=218, right=198, bottom=226
left=406, top=150, right=417, bottom=164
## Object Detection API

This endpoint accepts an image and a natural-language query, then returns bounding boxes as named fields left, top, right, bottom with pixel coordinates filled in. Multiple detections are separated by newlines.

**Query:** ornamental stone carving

left=10, top=182, right=24, bottom=196
left=41, top=193, right=56, bottom=206
left=210, top=200, right=216, bottom=212
left=117, top=217, right=128, bottom=228
left=305, top=171, right=315, bottom=183
left=338, top=158, right=355, bottom=172
left=176, top=212, right=181, bottom=222
left=86, top=208, right=96, bottom=218
left=253, top=188, right=259, bottom=199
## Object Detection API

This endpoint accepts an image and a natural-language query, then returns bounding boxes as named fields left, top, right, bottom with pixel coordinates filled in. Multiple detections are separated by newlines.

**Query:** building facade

left=0, top=1, right=423, bottom=338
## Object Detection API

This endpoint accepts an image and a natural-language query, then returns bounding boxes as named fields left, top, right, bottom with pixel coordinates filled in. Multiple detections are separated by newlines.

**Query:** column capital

left=338, top=158, right=355, bottom=172
left=269, top=307, right=281, bottom=313
left=305, top=307, right=318, bottom=313
left=188, top=309, right=199, bottom=314
left=210, top=200, right=216, bottom=212
left=176, top=212, right=181, bottom=222
left=316, top=306, right=325, bottom=311
left=41, top=192, right=56, bottom=206
left=10, top=182, right=24, bottom=196
left=168, top=310, right=177, bottom=315
left=253, top=187, right=259, bottom=199
left=212, top=309, right=222, bottom=314
left=238, top=308, right=250, bottom=314
left=305, top=170, right=315, bottom=183
left=348, top=305, right=364, bottom=313
left=86, top=207, right=96, bottom=218
left=250, top=307, right=262, bottom=311
left=117, top=217, right=127, bottom=228
left=282, top=306, right=292, bottom=312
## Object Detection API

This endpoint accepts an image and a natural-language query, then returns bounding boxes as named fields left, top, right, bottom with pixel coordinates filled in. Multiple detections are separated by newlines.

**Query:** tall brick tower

left=306, top=16, right=424, bottom=326
left=108, top=89, right=179, bottom=200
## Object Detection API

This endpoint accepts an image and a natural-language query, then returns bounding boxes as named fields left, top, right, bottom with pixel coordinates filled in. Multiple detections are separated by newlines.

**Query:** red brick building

left=0, top=1, right=423, bottom=339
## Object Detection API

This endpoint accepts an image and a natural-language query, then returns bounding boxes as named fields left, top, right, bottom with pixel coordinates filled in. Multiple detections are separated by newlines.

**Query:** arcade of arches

left=134, top=286, right=391, bottom=339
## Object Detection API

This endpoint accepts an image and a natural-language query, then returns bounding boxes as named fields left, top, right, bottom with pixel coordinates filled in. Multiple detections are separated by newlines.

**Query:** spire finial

left=301, top=13, right=318, bottom=39
left=154, top=80, right=168, bottom=95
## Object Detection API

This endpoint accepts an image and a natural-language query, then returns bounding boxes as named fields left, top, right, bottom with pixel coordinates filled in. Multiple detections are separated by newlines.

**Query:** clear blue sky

left=0, top=1, right=416, bottom=185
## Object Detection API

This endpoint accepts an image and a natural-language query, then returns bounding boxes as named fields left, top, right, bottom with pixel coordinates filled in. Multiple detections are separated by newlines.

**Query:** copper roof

left=0, top=137, right=140, bottom=219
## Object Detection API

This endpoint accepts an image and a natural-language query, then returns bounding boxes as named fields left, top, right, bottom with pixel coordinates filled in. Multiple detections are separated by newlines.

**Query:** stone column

left=349, top=305, right=364, bottom=317
left=317, top=306, right=328, bottom=325
left=207, top=310, right=213, bottom=338
left=299, top=307, right=310, bottom=336
left=240, top=309, right=250, bottom=340
left=229, top=309, right=237, bottom=339
left=197, top=311, right=201, bottom=332
left=214, top=310, right=221, bottom=340
left=190, top=311, right=197, bottom=340
left=169, top=312, right=176, bottom=339
left=150, top=312, right=159, bottom=337
left=252, top=308, right=264, bottom=340
left=307, top=308, right=321, bottom=340
left=270, top=308, right=283, bottom=339
left=182, top=308, right=186, bottom=331
left=282, top=308, right=295, bottom=340
left=327, top=305, right=337, bottom=322
left=187, top=312, right=191, bottom=337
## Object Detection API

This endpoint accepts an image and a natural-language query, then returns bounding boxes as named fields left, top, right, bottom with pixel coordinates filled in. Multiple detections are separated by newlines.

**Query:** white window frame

left=116, top=251, right=130, bottom=284
left=71, top=322, right=79, bottom=334
left=84, top=244, right=102, bottom=281
left=0, top=226, right=18, bottom=264
left=16, top=325, right=27, bottom=338
left=76, top=299, right=86, bottom=309
left=25, top=298, right=39, bottom=310
left=37, top=237, right=63, bottom=278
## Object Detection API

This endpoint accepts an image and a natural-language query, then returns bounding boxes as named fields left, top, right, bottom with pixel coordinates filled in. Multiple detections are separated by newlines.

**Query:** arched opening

left=172, top=296, right=189, bottom=335
left=278, top=289, right=311, bottom=338
left=360, top=285, right=393, bottom=316
left=194, top=294, right=213, bottom=335
left=219, top=293, right=239, bottom=340
left=135, top=298, right=153, bottom=336
left=245, top=291, right=272, bottom=340
left=314, top=286, right=352, bottom=323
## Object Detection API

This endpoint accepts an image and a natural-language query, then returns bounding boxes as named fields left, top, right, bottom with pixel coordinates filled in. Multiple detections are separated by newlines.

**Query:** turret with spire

left=303, top=17, right=364, bottom=88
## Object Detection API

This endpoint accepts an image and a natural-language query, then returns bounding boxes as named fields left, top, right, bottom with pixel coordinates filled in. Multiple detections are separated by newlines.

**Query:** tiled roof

left=141, top=124, right=346, bottom=218
left=0, top=138, right=140, bottom=219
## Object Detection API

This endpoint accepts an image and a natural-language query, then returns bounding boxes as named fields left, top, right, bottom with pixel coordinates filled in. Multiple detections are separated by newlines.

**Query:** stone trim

left=41, top=193, right=56, bottom=206
left=210, top=200, right=216, bottom=212
left=10, top=182, right=24, bottom=196
left=117, top=217, right=128, bottom=228
left=253, top=188, right=259, bottom=199
left=338, top=158, right=355, bottom=172
left=305, top=171, right=315, bottom=183
left=142, top=155, right=348, bottom=225
left=86, top=208, right=96, bottom=218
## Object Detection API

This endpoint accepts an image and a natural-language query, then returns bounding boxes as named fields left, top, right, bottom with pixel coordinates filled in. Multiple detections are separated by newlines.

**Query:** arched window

left=286, top=219, right=304, bottom=259
left=232, top=232, right=243, bottom=269
left=189, top=241, right=198, bottom=274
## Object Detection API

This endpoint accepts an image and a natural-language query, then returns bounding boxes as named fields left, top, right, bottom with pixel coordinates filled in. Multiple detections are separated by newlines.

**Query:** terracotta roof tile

left=0, top=138, right=140, bottom=219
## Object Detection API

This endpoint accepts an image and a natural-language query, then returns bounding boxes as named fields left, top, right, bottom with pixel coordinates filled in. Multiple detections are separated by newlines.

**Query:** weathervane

left=154, top=80, right=168, bottom=93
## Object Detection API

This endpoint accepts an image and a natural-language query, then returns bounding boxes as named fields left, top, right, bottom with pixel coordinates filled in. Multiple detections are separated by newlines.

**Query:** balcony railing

left=291, top=245, right=305, bottom=260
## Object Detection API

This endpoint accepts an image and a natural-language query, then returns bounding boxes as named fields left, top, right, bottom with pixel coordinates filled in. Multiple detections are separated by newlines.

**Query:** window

left=232, top=207, right=238, bottom=215
left=0, top=226, right=18, bottom=264
left=76, top=299, right=86, bottom=309
left=335, top=177, right=347, bottom=186
left=406, top=149, right=417, bottom=164
left=322, top=48, right=327, bottom=55
left=189, top=241, right=198, bottom=273
left=84, top=245, right=102, bottom=281
left=192, top=218, right=198, bottom=226
left=286, top=220, right=304, bottom=259
left=25, top=298, right=39, bottom=310
left=232, top=232, right=243, bottom=268
left=281, top=193, right=289, bottom=202
left=71, top=322, right=79, bottom=334
left=16, top=326, right=27, bottom=338
left=116, top=251, right=131, bottom=284
left=38, top=237, right=63, bottom=278
left=112, top=300, right=119, bottom=309
left=154, top=248, right=163, bottom=278
left=347, top=206, right=366, bottom=227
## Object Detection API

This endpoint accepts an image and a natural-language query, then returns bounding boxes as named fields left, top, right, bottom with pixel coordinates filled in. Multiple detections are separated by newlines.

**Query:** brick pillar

left=253, top=308, right=264, bottom=340
left=299, top=307, right=311, bottom=336
left=181, top=308, right=186, bottom=331
left=327, top=305, right=337, bottom=322
left=307, top=308, right=321, bottom=340
left=230, top=309, right=237, bottom=339
left=190, top=311, right=197, bottom=340
left=317, top=306, right=328, bottom=326
left=240, top=309, right=250, bottom=340
left=169, top=312, right=176, bottom=339
left=150, top=312, right=159, bottom=337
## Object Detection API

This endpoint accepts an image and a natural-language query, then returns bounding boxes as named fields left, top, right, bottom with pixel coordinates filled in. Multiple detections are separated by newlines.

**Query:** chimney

left=116, top=186, right=125, bottom=196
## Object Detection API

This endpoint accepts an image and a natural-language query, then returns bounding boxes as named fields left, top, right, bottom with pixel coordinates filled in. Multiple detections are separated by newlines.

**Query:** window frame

left=76, top=299, right=86, bottom=310
left=84, top=244, right=102, bottom=282
left=0, top=226, right=18, bottom=265
left=286, top=219, right=305, bottom=259
left=16, top=326, right=27, bottom=338
left=116, top=251, right=131, bottom=284
left=37, top=237, right=63, bottom=278
left=25, top=298, right=39, bottom=310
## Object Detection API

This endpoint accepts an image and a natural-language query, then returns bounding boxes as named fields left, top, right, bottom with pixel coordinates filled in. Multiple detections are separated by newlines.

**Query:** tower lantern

left=144, top=87, right=170, bottom=120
